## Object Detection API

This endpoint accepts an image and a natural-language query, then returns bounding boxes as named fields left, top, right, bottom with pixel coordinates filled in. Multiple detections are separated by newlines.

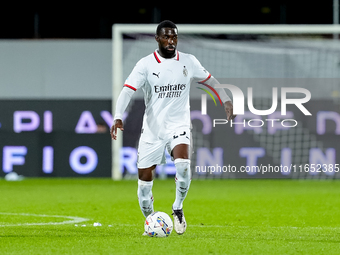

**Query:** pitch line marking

left=0, top=212, right=89, bottom=227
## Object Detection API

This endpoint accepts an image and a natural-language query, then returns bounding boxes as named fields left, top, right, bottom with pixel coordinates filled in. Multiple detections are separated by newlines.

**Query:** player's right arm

left=110, top=59, right=146, bottom=140
left=110, top=87, right=135, bottom=140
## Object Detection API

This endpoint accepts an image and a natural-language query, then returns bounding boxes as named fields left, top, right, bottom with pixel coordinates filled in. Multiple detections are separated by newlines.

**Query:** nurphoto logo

left=198, top=83, right=312, bottom=128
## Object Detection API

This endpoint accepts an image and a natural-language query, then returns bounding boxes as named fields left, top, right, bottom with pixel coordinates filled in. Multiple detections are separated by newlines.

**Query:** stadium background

left=0, top=1, right=339, bottom=179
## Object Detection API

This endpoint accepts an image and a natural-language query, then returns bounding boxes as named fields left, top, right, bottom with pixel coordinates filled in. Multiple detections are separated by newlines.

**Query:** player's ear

left=155, top=34, right=160, bottom=43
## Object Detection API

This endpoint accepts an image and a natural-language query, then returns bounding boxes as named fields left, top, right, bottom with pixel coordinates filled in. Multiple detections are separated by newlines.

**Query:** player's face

left=156, top=27, right=178, bottom=58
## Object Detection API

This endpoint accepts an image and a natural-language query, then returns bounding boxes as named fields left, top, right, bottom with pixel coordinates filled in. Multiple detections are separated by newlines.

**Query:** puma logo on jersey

left=153, top=72, right=160, bottom=78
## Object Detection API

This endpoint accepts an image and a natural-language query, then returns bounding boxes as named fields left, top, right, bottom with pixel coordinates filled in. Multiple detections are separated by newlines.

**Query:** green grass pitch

left=0, top=178, right=340, bottom=254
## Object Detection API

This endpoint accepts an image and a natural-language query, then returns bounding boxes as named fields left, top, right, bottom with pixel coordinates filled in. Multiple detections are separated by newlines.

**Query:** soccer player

left=110, top=20, right=236, bottom=235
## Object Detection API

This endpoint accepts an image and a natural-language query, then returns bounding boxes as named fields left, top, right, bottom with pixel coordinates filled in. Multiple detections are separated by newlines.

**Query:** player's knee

left=174, top=158, right=191, bottom=181
left=138, top=166, right=155, bottom=181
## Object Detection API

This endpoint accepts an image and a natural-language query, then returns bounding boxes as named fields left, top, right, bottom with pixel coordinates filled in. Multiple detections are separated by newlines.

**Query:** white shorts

left=137, top=128, right=192, bottom=169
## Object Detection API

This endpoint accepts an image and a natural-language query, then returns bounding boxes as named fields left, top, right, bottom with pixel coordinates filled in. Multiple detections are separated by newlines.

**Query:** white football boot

left=172, top=208, right=187, bottom=235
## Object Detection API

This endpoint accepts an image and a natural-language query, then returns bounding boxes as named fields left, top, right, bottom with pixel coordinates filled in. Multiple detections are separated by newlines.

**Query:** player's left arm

left=203, top=76, right=236, bottom=121
left=191, top=55, right=236, bottom=120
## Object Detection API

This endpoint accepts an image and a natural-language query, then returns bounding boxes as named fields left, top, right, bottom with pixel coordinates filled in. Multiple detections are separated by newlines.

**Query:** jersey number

left=173, top=131, right=186, bottom=139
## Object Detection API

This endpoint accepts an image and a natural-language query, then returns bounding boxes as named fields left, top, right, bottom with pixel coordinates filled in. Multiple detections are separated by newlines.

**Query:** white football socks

left=137, top=179, right=154, bottom=218
left=173, top=158, right=191, bottom=210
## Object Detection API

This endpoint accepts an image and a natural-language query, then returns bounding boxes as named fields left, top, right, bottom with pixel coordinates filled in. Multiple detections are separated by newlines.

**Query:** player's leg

left=168, top=129, right=192, bottom=234
left=172, top=144, right=191, bottom=211
left=171, top=144, right=191, bottom=235
left=137, top=139, right=167, bottom=218
left=138, top=165, right=156, bottom=218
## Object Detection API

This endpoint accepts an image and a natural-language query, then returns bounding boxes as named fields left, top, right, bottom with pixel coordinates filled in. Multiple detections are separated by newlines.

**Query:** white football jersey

left=124, top=50, right=211, bottom=142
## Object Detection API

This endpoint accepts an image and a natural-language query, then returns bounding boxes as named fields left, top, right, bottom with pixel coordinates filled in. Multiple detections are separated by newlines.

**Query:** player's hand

left=110, top=119, right=124, bottom=140
left=224, top=101, right=236, bottom=121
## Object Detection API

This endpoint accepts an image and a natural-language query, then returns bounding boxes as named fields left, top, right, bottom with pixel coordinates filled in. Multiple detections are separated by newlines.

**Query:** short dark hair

left=156, top=20, right=177, bottom=35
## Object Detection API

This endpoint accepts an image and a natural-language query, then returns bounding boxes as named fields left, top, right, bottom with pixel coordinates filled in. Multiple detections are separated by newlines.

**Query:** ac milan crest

left=183, top=66, right=188, bottom=77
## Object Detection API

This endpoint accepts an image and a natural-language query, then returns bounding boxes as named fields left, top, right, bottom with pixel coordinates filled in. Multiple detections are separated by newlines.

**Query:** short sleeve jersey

left=124, top=50, right=211, bottom=142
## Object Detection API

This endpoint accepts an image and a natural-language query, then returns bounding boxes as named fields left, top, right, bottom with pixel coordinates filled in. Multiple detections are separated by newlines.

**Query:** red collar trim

left=153, top=51, right=161, bottom=63
left=153, top=50, right=179, bottom=63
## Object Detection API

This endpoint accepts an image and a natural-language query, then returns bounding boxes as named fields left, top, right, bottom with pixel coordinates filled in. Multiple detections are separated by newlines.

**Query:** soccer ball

left=144, top=211, right=173, bottom=237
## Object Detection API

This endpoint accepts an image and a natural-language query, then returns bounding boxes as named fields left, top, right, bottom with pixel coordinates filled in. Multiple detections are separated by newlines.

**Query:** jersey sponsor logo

left=152, top=72, right=160, bottom=78
left=154, top=84, right=186, bottom=93
left=154, top=84, right=186, bottom=99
